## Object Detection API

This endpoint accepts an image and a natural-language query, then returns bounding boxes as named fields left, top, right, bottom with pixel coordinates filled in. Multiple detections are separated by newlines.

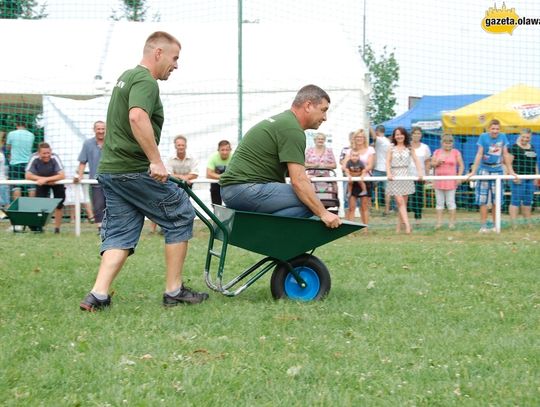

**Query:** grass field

left=1, top=221, right=539, bottom=406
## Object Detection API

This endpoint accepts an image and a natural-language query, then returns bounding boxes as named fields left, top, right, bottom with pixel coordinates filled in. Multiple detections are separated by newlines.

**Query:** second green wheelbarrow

left=172, top=177, right=365, bottom=301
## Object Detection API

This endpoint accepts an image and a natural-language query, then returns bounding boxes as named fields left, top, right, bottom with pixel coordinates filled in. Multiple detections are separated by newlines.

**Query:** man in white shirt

left=167, top=135, right=199, bottom=185
left=370, top=125, right=393, bottom=215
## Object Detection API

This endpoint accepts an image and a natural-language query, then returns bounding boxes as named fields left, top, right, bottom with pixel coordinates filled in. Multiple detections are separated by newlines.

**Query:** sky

left=20, top=0, right=540, bottom=114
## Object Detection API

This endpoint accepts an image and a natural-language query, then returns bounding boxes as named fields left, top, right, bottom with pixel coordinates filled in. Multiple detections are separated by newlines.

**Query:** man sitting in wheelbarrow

left=220, top=84, right=341, bottom=229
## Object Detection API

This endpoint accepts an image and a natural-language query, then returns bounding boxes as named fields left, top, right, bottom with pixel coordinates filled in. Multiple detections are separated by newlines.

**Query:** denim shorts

left=475, top=167, right=503, bottom=205
left=98, top=173, right=195, bottom=255
left=510, top=179, right=534, bottom=206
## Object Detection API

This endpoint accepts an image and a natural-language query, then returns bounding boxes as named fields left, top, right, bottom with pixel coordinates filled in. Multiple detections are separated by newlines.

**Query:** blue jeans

left=221, top=183, right=312, bottom=217
left=98, top=173, right=195, bottom=254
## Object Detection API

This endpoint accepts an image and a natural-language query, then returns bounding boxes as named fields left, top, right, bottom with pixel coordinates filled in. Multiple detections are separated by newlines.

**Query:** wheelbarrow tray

left=213, top=205, right=363, bottom=262
left=6, top=197, right=62, bottom=227
left=169, top=176, right=364, bottom=299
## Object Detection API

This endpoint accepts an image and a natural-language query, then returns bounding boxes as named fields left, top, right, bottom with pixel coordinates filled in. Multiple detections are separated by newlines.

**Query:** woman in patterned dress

left=386, top=127, right=423, bottom=234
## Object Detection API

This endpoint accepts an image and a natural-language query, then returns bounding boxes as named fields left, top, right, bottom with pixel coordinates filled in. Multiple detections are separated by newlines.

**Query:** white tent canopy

left=1, top=19, right=368, bottom=97
left=2, top=19, right=369, bottom=199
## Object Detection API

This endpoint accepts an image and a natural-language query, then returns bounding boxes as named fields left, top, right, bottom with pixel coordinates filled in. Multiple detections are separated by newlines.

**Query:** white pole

left=495, top=177, right=501, bottom=233
left=337, top=180, right=345, bottom=218
left=74, top=183, right=81, bottom=237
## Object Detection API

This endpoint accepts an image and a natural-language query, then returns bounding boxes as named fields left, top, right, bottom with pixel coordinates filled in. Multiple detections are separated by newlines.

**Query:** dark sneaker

left=163, top=286, right=209, bottom=306
left=80, top=292, right=111, bottom=312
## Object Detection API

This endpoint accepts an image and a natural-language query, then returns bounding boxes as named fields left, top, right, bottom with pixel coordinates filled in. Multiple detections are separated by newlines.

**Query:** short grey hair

left=174, top=135, right=187, bottom=144
left=292, top=84, right=330, bottom=107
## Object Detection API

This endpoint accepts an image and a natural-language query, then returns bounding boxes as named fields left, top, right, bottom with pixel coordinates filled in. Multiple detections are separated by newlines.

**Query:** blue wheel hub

left=284, top=266, right=320, bottom=301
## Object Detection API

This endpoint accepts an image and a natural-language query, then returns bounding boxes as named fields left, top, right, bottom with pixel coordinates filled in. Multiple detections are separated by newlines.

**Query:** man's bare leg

left=91, top=249, right=130, bottom=295
left=165, top=241, right=188, bottom=292
left=54, top=208, right=63, bottom=230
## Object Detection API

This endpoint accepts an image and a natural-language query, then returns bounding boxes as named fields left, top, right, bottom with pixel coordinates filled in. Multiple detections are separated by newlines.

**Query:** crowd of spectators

left=0, top=116, right=538, bottom=234
left=303, top=121, right=538, bottom=233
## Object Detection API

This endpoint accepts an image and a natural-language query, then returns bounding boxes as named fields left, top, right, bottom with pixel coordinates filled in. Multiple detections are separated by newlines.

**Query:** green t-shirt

left=206, top=151, right=231, bottom=174
left=220, top=110, right=306, bottom=185
left=98, top=65, right=164, bottom=173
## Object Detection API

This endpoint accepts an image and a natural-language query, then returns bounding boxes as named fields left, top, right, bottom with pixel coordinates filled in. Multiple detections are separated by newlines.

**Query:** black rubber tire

left=270, top=253, right=331, bottom=301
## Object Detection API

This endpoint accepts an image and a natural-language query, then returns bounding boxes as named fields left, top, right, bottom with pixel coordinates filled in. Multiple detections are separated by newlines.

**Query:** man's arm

left=129, top=107, right=167, bottom=183
left=206, top=168, right=221, bottom=180
left=46, top=170, right=65, bottom=184
left=287, top=162, right=341, bottom=228
left=73, top=162, right=86, bottom=183
left=26, top=170, right=65, bottom=185
left=173, top=159, right=199, bottom=184
left=172, top=172, right=198, bottom=183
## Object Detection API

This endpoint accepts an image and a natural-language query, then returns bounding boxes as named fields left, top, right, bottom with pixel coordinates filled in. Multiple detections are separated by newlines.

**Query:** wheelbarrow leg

left=282, top=261, right=307, bottom=288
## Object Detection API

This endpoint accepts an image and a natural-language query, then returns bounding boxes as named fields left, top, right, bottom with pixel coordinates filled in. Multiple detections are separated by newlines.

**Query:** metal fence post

left=75, top=183, right=82, bottom=237
left=495, top=177, right=501, bottom=233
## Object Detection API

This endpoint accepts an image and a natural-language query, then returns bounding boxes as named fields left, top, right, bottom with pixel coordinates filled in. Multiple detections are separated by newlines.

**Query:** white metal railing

left=1, top=174, right=538, bottom=235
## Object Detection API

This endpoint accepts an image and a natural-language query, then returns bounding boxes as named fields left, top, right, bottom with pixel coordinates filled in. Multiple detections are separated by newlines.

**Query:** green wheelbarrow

left=1, top=197, right=62, bottom=232
left=171, top=177, right=365, bottom=301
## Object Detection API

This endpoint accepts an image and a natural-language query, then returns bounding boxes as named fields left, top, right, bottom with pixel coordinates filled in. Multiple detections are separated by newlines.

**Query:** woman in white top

left=341, top=129, right=375, bottom=226
left=407, top=127, right=431, bottom=226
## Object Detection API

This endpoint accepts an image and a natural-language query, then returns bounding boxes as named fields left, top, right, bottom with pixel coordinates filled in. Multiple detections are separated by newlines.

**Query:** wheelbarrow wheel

left=270, top=253, right=331, bottom=301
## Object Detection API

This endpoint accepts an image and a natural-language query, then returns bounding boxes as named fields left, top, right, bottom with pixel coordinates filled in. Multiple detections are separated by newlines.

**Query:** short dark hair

left=375, top=125, right=385, bottom=133
left=411, top=126, right=422, bottom=134
left=38, top=142, right=51, bottom=151
left=292, top=84, right=330, bottom=107
left=488, top=119, right=500, bottom=127
left=217, top=140, right=231, bottom=149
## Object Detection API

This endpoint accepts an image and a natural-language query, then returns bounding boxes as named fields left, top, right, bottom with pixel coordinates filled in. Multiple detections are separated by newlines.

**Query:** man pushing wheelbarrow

left=80, top=35, right=359, bottom=313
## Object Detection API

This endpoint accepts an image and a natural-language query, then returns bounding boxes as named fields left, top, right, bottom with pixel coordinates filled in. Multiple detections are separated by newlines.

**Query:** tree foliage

left=111, top=0, right=160, bottom=22
left=361, top=43, right=400, bottom=124
left=0, top=0, right=47, bottom=19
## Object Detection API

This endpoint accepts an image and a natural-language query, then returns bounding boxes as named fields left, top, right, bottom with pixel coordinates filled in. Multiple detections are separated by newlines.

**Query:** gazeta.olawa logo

left=482, top=2, right=540, bottom=34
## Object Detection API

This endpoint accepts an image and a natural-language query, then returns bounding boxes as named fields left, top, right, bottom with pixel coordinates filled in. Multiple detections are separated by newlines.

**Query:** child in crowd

left=466, top=119, right=516, bottom=232
left=344, top=150, right=367, bottom=220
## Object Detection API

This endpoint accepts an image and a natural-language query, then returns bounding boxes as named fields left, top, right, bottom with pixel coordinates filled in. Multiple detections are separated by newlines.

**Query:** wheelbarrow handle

left=168, top=175, right=231, bottom=293
left=169, top=175, right=227, bottom=233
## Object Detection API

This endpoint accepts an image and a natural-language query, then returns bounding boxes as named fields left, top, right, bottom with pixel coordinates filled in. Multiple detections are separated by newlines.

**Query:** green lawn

left=1, top=223, right=539, bottom=406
